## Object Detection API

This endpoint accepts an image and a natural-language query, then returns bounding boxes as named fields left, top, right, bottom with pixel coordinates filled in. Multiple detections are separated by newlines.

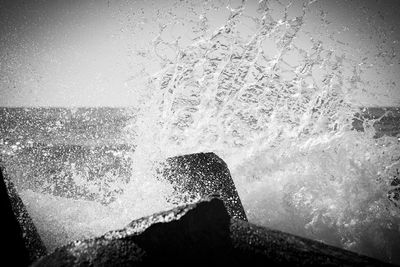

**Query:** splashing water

left=2, top=0, right=400, bottom=264
left=116, top=0, right=400, bottom=263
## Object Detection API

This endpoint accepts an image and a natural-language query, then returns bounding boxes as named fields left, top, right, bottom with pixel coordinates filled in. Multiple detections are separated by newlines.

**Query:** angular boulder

left=33, top=197, right=232, bottom=266
left=229, top=219, right=393, bottom=266
left=0, top=164, right=47, bottom=266
left=33, top=197, right=393, bottom=266
left=161, top=152, right=247, bottom=221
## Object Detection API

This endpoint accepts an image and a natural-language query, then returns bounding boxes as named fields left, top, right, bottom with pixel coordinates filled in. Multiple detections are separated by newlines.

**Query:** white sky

left=0, top=0, right=399, bottom=107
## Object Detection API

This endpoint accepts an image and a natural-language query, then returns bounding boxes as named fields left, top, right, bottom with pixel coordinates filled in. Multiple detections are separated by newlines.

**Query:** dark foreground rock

left=0, top=164, right=47, bottom=266
left=33, top=197, right=232, bottom=266
left=162, top=152, right=247, bottom=221
left=33, top=197, right=394, bottom=267
left=230, top=219, right=394, bottom=266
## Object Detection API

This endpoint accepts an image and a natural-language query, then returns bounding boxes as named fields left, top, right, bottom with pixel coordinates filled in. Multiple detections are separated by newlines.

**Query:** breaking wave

left=2, top=0, right=400, bottom=264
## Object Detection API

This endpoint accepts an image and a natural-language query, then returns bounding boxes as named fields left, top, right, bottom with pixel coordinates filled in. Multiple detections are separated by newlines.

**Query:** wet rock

left=33, top=197, right=233, bottom=266
left=0, top=164, right=47, bottom=266
left=161, top=152, right=247, bottom=221
left=230, top=218, right=394, bottom=266
left=33, top=196, right=393, bottom=266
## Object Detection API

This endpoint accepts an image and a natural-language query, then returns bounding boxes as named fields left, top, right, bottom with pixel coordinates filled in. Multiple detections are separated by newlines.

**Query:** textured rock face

left=229, top=219, right=393, bottom=267
left=33, top=197, right=394, bottom=267
left=33, top=197, right=232, bottom=266
left=0, top=165, right=47, bottom=266
left=161, top=152, right=247, bottom=221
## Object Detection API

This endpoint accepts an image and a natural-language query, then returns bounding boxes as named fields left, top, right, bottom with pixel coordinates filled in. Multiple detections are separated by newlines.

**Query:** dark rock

left=33, top=196, right=393, bottom=267
left=0, top=164, right=47, bottom=266
left=230, top=218, right=394, bottom=266
left=161, top=152, right=247, bottom=221
left=33, top=197, right=233, bottom=266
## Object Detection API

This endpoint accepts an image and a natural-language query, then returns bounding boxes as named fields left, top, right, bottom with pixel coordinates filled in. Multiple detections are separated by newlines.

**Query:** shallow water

left=1, top=0, right=400, bottom=264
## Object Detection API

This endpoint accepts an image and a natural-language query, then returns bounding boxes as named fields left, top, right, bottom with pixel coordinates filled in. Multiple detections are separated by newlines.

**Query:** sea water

left=3, top=0, right=400, bottom=264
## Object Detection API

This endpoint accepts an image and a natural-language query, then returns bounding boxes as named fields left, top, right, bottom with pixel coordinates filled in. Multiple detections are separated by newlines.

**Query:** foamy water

left=5, top=0, right=400, bottom=264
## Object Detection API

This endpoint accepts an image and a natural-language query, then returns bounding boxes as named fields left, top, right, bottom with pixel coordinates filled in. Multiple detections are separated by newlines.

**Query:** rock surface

left=161, top=152, right=247, bottom=221
left=33, top=197, right=232, bottom=266
left=230, top=218, right=394, bottom=266
left=0, top=164, right=47, bottom=266
left=33, top=197, right=394, bottom=266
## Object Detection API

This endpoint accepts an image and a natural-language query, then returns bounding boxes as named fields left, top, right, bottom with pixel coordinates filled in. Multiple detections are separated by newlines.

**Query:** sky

left=1, top=0, right=137, bottom=106
left=0, top=0, right=399, bottom=107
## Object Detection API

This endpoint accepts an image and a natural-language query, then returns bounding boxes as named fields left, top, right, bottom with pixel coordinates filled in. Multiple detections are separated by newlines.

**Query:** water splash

left=2, top=0, right=400, bottom=264
left=116, top=0, right=400, bottom=263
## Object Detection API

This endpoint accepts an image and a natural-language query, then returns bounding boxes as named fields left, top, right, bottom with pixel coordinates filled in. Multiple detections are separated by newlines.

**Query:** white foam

left=14, top=0, right=400, bottom=264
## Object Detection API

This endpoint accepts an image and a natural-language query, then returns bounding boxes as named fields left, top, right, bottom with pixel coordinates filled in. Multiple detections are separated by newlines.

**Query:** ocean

left=0, top=106, right=399, bottom=263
